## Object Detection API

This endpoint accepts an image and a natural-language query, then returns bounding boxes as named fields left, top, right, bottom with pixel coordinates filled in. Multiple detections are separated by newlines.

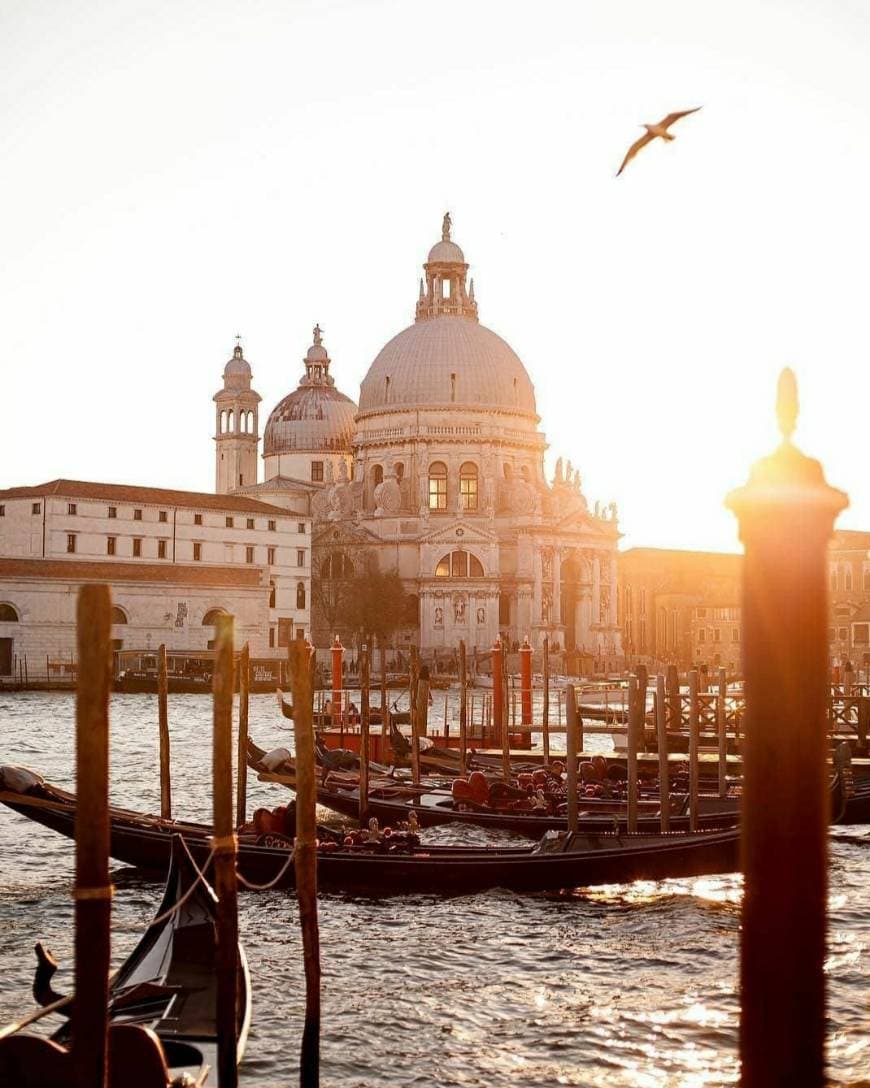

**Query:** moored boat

left=0, top=834, right=251, bottom=1086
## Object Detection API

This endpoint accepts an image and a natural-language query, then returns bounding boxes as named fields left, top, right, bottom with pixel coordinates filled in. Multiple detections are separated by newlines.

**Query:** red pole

left=519, top=637, right=532, bottom=726
left=492, top=638, right=504, bottom=747
left=331, top=635, right=343, bottom=728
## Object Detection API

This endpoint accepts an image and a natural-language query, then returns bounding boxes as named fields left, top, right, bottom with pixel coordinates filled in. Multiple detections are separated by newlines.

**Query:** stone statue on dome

left=554, top=457, right=563, bottom=484
left=313, top=324, right=323, bottom=346
left=442, top=212, right=452, bottom=241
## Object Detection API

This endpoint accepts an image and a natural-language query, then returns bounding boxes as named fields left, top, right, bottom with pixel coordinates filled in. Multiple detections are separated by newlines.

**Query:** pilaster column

left=553, top=549, right=562, bottom=624
left=592, top=554, right=601, bottom=624
left=609, top=556, right=618, bottom=625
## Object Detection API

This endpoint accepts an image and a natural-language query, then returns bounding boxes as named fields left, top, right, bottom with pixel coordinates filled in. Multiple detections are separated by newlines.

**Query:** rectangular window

left=68, top=503, right=77, bottom=515
left=269, top=627, right=276, bottom=648
left=158, top=539, right=167, bottom=559
left=460, top=475, right=478, bottom=511
left=854, top=623, right=870, bottom=645
left=66, top=534, right=76, bottom=553
left=194, top=513, right=203, bottom=526
left=107, top=536, right=116, bottom=556
left=731, top=628, right=740, bottom=642
left=32, top=503, right=41, bottom=515
left=193, top=542, right=202, bottom=561
left=246, top=518, right=255, bottom=530
left=246, top=546, right=255, bottom=564
left=697, top=608, right=706, bottom=619
left=133, top=509, right=142, bottom=521
left=698, top=629, right=706, bottom=644
left=108, top=506, right=117, bottom=519
left=839, top=626, right=848, bottom=640
left=298, top=522, right=305, bottom=534
left=268, top=546, right=276, bottom=565
left=311, top=462, right=324, bottom=482
left=132, top=538, right=142, bottom=557
left=714, top=628, right=721, bottom=643
left=159, top=510, right=168, bottom=523
left=268, top=519, right=276, bottom=531
left=864, top=569, right=870, bottom=592
left=297, top=549, right=305, bottom=567
left=226, top=516, right=234, bottom=528
left=451, top=551, right=468, bottom=577
left=845, top=566, right=853, bottom=591
left=429, top=476, right=447, bottom=511
left=0, top=505, right=4, bottom=517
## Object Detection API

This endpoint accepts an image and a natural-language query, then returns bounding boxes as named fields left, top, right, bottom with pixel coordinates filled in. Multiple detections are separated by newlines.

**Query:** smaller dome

left=306, top=343, right=328, bottom=363
left=222, top=343, right=252, bottom=391
left=427, top=239, right=465, bottom=264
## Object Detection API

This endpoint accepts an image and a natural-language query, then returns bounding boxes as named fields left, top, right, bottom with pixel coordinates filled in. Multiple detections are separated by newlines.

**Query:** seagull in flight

left=616, top=107, right=702, bottom=176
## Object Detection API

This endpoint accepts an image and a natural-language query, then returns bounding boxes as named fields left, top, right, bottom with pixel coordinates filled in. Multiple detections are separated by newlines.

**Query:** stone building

left=0, top=478, right=310, bottom=677
left=230, top=215, right=623, bottom=658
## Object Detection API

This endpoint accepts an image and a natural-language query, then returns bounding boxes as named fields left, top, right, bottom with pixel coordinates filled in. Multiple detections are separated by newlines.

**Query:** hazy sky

left=3, top=0, right=868, bottom=551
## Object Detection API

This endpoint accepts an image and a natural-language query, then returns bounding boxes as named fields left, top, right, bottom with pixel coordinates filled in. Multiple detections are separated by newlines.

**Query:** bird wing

left=660, top=107, right=702, bottom=130
left=616, top=131, right=655, bottom=176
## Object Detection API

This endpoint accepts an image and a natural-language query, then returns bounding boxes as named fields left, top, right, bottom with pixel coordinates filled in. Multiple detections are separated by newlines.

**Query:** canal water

left=0, top=691, right=868, bottom=1086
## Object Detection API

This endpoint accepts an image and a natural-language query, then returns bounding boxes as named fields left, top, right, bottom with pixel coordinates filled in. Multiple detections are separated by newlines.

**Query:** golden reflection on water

left=575, top=874, right=744, bottom=907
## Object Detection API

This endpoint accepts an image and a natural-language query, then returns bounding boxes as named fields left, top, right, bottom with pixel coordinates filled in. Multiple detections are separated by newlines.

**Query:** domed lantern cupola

left=415, top=212, right=479, bottom=323
left=214, top=337, right=262, bottom=494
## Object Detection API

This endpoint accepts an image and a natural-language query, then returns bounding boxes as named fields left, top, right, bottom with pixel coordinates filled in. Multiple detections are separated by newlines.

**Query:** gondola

left=0, top=765, right=742, bottom=895
left=0, top=834, right=251, bottom=1086
left=247, top=737, right=750, bottom=837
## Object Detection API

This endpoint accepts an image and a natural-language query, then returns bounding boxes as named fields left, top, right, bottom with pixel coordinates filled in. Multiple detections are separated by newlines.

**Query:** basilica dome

left=358, top=215, right=536, bottom=419
left=358, top=316, right=536, bottom=416
left=263, top=326, right=357, bottom=455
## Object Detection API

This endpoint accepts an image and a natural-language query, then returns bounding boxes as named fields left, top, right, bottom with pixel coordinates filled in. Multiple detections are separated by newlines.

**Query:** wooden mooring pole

left=289, top=633, right=320, bottom=1087
left=212, top=615, right=239, bottom=1088
left=409, top=646, right=420, bottom=785
left=565, top=683, right=578, bottom=833
left=727, top=369, right=847, bottom=1087
left=655, top=674, right=670, bottom=832
left=380, top=639, right=390, bottom=741
left=72, top=585, right=113, bottom=1088
left=542, top=636, right=551, bottom=765
left=236, top=642, right=250, bottom=828
left=717, top=666, right=728, bottom=799
left=688, top=669, right=700, bottom=832
left=458, top=640, right=467, bottom=776
left=416, top=665, right=430, bottom=784
left=627, top=675, right=638, bottom=833
left=359, top=644, right=370, bottom=825
left=157, top=643, right=171, bottom=821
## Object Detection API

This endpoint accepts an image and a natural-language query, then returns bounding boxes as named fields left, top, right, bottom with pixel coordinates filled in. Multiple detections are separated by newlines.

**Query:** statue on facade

left=454, top=597, right=466, bottom=622
left=476, top=606, right=485, bottom=624
left=326, top=461, right=335, bottom=484
left=338, top=459, right=349, bottom=483
left=434, top=606, right=443, bottom=627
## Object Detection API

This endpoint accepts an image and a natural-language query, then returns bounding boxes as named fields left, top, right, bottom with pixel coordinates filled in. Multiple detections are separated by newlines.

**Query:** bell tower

left=214, top=338, right=261, bottom=494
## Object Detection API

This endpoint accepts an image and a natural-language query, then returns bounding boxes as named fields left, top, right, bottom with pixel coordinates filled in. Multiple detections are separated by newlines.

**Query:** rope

left=236, top=845, right=296, bottom=891
left=145, top=847, right=216, bottom=929
left=72, top=884, right=115, bottom=901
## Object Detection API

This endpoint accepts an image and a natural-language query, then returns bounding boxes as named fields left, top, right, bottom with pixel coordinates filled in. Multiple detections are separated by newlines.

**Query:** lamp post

left=726, top=369, right=847, bottom=1087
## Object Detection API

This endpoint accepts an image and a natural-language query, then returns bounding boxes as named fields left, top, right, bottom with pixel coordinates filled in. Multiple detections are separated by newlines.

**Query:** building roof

left=832, top=529, right=870, bottom=551
left=0, top=479, right=291, bottom=516
left=0, top=557, right=266, bottom=587
left=358, top=316, right=537, bottom=417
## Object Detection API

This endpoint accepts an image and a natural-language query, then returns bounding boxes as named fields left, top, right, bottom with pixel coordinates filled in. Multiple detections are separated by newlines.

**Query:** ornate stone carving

left=454, top=596, right=466, bottom=623
left=373, top=472, right=401, bottom=517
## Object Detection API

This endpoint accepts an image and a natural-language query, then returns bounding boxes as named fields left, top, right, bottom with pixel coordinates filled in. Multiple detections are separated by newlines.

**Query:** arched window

left=394, top=462, right=405, bottom=480
left=202, top=608, right=228, bottom=626
left=248, top=410, right=255, bottom=433
left=219, top=409, right=227, bottom=433
left=110, top=606, right=128, bottom=625
left=435, top=551, right=484, bottom=578
left=0, top=603, right=19, bottom=622
left=297, top=582, right=306, bottom=610
left=227, top=409, right=234, bottom=433
left=322, top=552, right=353, bottom=580
left=459, top=462, right=478, bottom=511
left=428, top=461, right=448, bottom=511
left=503, top=463, right=512, bottom=480
left=371, top=465, right=384, bottom=487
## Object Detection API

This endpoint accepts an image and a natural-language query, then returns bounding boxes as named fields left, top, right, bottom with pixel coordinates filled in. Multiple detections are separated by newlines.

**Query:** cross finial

left=442, top=211, right=452, bottom=241
left=313, top=323, right=323, bottom=346
left=776, top=367, right=799, bottom=444
left=235, top=333, right=242, bottom=346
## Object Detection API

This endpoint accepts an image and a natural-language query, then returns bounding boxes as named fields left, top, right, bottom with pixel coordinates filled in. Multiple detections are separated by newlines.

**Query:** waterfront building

left=222, top=215, right=623, bottom=660
left=0, top=476, right=310, bottom=678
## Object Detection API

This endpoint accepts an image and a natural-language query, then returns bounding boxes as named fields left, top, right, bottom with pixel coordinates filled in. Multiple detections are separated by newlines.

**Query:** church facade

left=222, top=216, right=622, bottom=659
